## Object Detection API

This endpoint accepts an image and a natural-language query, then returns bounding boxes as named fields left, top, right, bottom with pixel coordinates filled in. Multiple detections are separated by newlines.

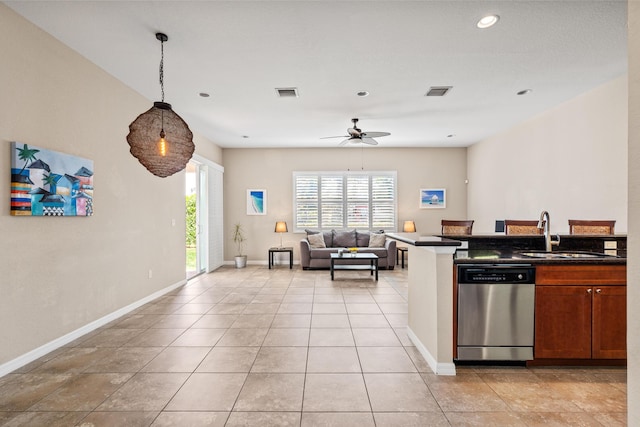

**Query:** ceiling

left=5, top=1, right=627, bottom=149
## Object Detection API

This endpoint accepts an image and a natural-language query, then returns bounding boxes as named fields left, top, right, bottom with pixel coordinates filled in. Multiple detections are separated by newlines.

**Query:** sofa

left=300, top=229, right=396, bottom=270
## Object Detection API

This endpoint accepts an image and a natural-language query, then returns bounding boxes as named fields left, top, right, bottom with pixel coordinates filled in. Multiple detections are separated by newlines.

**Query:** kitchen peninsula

left=387, top=232, right=627, bottom=376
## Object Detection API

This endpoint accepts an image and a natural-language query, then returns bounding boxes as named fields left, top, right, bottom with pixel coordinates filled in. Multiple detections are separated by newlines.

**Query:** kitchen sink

left=517, top=251, right=614, bottom=259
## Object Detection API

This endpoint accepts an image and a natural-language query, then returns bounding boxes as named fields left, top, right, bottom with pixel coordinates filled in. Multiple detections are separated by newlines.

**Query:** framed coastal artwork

left=10, top=142, right=94, bottom=216
left=419, top=188, right=446, bottom=209
left=247, top=189, right=266, bottom=215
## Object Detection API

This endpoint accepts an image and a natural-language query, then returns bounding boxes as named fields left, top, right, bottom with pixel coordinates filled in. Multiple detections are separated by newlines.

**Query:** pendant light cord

left=159, top=38, right=165, bottom=103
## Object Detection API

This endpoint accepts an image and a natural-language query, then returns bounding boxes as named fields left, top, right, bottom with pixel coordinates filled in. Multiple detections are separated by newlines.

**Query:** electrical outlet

left=148, top=269, right=153, bottom=279
left=604, top=241, right=617, bottom=249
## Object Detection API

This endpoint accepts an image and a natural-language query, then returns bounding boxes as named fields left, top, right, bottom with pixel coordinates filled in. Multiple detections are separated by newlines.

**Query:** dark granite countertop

left=454, top=249, right=626, bottom=265
left=386, top=233, right=462, bottom=247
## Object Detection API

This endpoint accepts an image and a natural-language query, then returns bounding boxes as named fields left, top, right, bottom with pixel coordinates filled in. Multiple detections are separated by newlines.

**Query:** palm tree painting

left=10, top=142, right=94, bottom=216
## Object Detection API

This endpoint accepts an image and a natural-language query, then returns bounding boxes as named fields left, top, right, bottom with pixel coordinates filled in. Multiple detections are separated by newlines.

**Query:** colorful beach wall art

left=246, top=189, right=266, bottom=215
left=10, top=142, right=94, bottom=216
left=419, top=188, right=446, bottom=209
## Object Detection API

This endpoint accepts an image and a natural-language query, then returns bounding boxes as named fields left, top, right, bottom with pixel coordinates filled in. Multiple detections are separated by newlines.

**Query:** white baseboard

left=0, top=278, right=187, bottom=378
left=407, top=326, right=456, bottom=376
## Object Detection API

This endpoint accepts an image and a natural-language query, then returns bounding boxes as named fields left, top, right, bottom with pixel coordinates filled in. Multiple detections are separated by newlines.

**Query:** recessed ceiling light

left=477, top=14, right=500, bottom=29
left=242, top=135, right=249, bottom=139
left=357, top=91, right=369, bottom=97
left=517, top=89, right=532, bottom=96
left=199, top=92, right=210, bottom=98
left=447, top=134, right=455, bottom=138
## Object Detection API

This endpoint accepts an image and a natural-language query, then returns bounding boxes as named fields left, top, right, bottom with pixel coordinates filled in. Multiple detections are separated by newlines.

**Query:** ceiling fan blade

left=320, top=135, right=349, bottom=139
left=339, top=138, right=350, bottom=146
left=361, top=131, right=390, bottom=138
left=361, top=137, right=378, bottom=145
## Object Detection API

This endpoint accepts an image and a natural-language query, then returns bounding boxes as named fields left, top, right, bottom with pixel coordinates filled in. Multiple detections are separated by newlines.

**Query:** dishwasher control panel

left=458, top=265, right=535, bottom=284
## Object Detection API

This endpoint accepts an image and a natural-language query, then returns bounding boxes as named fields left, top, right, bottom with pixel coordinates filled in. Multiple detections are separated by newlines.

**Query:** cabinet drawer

left=536, top=265, right=626, bottom=285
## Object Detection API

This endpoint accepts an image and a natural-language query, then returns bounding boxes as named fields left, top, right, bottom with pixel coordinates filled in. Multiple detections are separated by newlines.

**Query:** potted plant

left=232, top=223, right=247, bottom=268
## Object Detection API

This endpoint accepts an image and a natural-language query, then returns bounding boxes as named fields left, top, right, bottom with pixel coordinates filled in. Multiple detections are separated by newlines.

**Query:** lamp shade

left=127, top=102, right=195, bottom=178
left=274, top=221, right=288, bottom=233
left=403, top=220, right=416, bottom=233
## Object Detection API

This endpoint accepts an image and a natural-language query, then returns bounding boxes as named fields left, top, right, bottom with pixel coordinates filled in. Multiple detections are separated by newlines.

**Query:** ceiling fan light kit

left=127, top=32, right=195, bottom=178
left=321, top=118, right=390, bottom=146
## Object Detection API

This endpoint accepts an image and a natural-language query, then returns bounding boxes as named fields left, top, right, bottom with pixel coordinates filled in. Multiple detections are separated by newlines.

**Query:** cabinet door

left=535, top=286, right=592, bottom=359
left=592, top=285, right=627, bottom=359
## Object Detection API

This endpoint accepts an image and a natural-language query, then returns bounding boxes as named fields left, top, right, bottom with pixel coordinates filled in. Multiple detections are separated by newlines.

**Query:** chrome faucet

left=538, top=210, right=560, bottom=252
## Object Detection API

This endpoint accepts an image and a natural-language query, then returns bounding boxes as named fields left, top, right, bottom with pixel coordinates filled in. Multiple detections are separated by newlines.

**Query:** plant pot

left=234, top=255, right=247, bottom=269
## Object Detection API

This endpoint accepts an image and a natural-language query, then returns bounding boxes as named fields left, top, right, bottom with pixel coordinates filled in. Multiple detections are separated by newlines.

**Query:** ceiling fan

left=321, top=118, right=390, bottom=146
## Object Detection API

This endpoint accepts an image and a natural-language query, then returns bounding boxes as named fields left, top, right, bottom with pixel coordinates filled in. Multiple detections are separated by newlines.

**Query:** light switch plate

left=604, top=241, right=617, bottom=249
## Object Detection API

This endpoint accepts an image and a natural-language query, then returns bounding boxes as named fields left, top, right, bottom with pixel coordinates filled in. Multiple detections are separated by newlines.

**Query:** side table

left=269, top=247, right=293, bottom=269
left=397, top=246, right=408, bottom=269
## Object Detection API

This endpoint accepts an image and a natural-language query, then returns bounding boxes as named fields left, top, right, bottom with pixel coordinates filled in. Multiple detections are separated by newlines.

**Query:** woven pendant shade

left=127, top=101, right=194, bottom=178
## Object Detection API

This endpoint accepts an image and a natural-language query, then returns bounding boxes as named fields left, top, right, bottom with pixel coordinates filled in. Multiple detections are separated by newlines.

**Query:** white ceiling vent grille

left=275, top=87, right=299, bottom=98
left=425, top=86, right=452, bottom=97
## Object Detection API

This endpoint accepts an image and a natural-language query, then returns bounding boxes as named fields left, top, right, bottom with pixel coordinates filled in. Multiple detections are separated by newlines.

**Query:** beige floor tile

left=31, top=347, right=113, bottom=374
left=364, top=373, right=440, bottom=412
left=278, top=302, right=313, bottom=314
left=208, top=303, right=247, bottom=314
left=313, top=294, right=345, bottom=303
left=84, top=347, right=163, bottom=373
left=309, top=328, right=354, bottom=346
left=230, top=314, right=275, bottom=328
left=97, top=373, right=189, bottom=411
left=251, top=347, right=308, bottom=373
left=172, top=303, right=215, bottom=315
left=77, top=328, right=146, bottom=347
left=427, top=373, right=509, bottom=412
left=141, top=346, right=210, bottom=372
left=139, top=303, right=184, bottom=314
left=123, top=328, right=185, bottom=347
left=282, top=294, right=314, bottom=303
left=312, top=303, right=347, bottom=314
left=352, top=328, right=402, bottom=346
left=150, top=314, right=203, bottom=329
left=343, top=294, right=376, bottom=303
left=515, top=411, right=606, bottom=426
left=271, top=314, right=312, bottom=328
left=374, top=412, right=451, bottom=427
left=311, top=314, right=350, bottom=328
left=171, top=328, right=226, bottom=346
left=165, top=373, right=247, bottom=411
left=303, top=373, right=371, bottom=412
left=191, top=314, right=238, bottom=328
left=383, top=313, right=408, bottom=327
left=0, top=411, right=88, bottom=427
left=405, top=347, right=432, bottom=373
left=301, top=412, right=375, bottom=426
left=234, top=373, right=305, bottom=411
left=151, top=411, right=228, bottom=426
left=79, top=411, right=159, bottom=426
left=306, top=347, right=361, bottom=373
left=444, top=411, right=528, bottom=426
left=358, top=346, right=417, bottom=373
left=196, top=346, right=259, bottom=372
left=115, top=314, right=164, bottom=329
left=0, top=373, right=72, bottom=411
left=226, top=411, right=300, bottom=426
left=348, top=314, right=390, bottom=328
left=243, top=303, right=281, bottom=314
left=250, top=294, right=285, bottom=303
left=262, top=328, right=310, bottom=346
left=345, top=303, right=382, bottom=314
left=217, top=328, right=269, bottom=346
left=29, top=373, right=131, bottom=411
left=592, top=412, right=627, bottom=427
left=376, top=303, right=408, bottom=314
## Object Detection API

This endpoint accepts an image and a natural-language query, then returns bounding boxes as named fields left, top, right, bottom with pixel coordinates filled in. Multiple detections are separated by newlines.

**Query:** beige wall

left=222, top=147, right=467, bottom=262
left=628, top=1, right=639, bottom=423
left=0, top=5, right=220, bottom=366
left=467, top=76, right=628, bottom=234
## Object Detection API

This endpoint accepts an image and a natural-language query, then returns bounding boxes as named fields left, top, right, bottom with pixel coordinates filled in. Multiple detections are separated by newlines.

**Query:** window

left=293, top=171, right=397, bottom=231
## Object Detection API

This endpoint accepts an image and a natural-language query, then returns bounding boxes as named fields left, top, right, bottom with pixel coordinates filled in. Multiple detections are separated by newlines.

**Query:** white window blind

left=293, top=171, right=397, bottom=231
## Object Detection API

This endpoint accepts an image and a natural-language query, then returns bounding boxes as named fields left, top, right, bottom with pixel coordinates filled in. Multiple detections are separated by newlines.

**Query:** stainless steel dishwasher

left=457, top=264, right=536, bottom=361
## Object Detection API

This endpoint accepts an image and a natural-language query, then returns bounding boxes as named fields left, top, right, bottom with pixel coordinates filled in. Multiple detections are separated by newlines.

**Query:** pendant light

left=127, top=32, right=195, bottom=178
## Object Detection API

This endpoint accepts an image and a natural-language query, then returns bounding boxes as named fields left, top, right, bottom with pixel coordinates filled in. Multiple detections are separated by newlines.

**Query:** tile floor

left=0, top=265, right=627, bottom=426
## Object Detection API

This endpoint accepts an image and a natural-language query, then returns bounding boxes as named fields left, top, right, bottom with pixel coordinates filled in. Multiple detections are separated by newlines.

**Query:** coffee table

left=330, top=253, right=378, bottom=281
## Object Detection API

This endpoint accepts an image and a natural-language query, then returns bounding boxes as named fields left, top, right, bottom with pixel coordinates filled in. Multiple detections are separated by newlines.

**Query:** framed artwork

left=247, top=189, right=266, bottom=215
left=10, top=142, right=94, bottom=216
left=419, top=188, right=446, bottom=209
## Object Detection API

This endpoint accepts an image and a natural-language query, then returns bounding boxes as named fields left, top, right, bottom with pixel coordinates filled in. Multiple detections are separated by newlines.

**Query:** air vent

left=425, top=86, right=452, bottom=97
left=275, top=87, right=299, bottom=98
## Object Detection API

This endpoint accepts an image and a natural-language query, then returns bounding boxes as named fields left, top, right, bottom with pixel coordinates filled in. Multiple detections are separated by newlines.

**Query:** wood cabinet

left=535, top=265, right=626, bottom=360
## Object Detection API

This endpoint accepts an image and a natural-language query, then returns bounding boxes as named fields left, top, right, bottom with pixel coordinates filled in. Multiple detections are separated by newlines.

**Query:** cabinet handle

left=596, top=288, right=602, bottom=294
left=587, top=289, right=592, bottom=294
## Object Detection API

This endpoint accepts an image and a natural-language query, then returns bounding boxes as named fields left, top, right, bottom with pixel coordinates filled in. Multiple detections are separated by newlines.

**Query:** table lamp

left=274, top=221, right=288, bottom=248
left=403, top=220, right=416, bottom=233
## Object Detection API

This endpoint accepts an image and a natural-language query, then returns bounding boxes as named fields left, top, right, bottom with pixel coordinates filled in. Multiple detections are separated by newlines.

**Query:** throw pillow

left=308, top=233, right=326, bottom=248
left=369, top=232, right=386, bottom=248
left=333, top=229, right=357, bottom=247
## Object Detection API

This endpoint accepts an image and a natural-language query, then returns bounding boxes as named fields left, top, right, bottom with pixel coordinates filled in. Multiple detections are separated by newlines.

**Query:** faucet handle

left=551, top=234, right=561, bottom=247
